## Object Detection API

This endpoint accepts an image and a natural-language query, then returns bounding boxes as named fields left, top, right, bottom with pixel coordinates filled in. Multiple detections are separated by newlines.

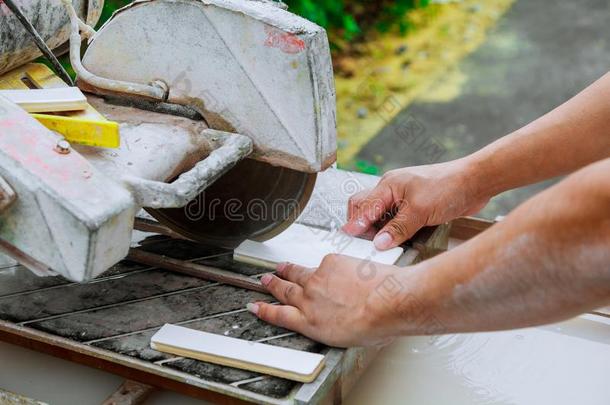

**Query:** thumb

left=373, top=203, right=423, bottom=250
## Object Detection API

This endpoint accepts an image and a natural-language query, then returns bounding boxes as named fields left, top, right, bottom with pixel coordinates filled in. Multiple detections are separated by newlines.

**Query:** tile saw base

left=0, top=169, right=450, bottom=404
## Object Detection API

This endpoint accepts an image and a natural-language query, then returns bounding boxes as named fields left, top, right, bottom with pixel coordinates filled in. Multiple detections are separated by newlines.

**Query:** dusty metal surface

left=63, top=0, right=169, bottom=102
left=0, top=175, right=16, bottom=213
left=123, top=129, right=253, bottom=209
left=1, top=0, right=338, bottom=281
left=82, top=0, right=336, bottom=173
left=0, top=80, right=295, bottom=281
left=0, top=95, right=135, bottom=282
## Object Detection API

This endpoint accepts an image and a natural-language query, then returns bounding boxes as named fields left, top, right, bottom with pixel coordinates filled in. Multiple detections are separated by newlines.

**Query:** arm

left=396, top=158, right=610, bottom=334
left=469, top=71, right=610, bottom=196
left=344, top=72, right=610, bottom=250
left=248, top=159, right=610, bottom=347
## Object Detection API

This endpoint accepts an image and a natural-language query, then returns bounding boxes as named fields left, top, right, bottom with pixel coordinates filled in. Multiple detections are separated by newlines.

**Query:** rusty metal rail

left=127, top=248, right=267, bottom=294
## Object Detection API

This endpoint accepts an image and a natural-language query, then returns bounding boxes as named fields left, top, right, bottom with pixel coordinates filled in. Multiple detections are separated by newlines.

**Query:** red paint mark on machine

left=0, top=1, right=9, bottom=17
left=0, top=111, right=95, bottom=193
left=264, top=26, right=305, bottom=54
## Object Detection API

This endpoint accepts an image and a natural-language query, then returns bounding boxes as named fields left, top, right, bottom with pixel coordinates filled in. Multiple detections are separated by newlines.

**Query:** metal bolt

left=54, top=138, right=71, bottom=154
left=150, top=79, right=170, bottom=100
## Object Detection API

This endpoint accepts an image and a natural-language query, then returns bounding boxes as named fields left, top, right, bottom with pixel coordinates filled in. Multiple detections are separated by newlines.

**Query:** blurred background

left=89, top=0, right=609, bottom=219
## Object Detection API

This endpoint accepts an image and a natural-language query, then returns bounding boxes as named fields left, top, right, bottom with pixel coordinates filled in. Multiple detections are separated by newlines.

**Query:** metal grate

left=0, top=237, right=326, bottom=402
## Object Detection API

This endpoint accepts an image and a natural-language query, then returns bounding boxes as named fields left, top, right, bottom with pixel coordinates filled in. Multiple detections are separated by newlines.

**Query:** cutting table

left=0, top=169, right=450, bottom=404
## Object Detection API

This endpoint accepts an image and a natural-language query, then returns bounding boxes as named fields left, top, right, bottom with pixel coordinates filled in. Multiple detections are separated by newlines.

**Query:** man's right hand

left=342, top=158, right=490, bottom=250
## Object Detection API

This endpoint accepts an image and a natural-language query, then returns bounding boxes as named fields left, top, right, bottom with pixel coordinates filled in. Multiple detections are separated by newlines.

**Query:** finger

left=248, top=302, right=306, bottom=332
left=373, top=203, right=424, bottom=250
left=343, top=185, right=393, bottom=235
left=346, top=189, right=369, bottom=221
left=276, top=262, right=314, bottom=286
left=351, top=185, right=393, bottom=228
left=260, top=273, right=304, bottom=306
left=343, top=190, right=372, bottom=235
left=358, top=226, right=378, bottom=241
left=341, top=217, right=369, bottom=236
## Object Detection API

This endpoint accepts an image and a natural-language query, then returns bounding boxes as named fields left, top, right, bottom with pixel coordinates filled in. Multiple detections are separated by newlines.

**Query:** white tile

left=234, top=223, right=403, bottom=269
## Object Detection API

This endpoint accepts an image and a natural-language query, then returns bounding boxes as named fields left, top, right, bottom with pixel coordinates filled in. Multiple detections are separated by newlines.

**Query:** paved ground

left=356, top=0, right=610, bottom=219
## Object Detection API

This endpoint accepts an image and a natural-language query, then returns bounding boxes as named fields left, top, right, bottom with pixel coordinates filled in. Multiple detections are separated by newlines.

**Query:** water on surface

left=347, top=315, right=610, bottom=405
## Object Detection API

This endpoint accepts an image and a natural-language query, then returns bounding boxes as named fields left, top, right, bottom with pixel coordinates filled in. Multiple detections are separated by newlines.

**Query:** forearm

left=462, top=72, right=610, bottom=199
left=393, top=159, right=610, bottom=335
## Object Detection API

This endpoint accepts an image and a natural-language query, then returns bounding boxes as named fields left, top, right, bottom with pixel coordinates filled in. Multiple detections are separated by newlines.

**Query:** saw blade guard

left=79, top=0, right=337, bottom=173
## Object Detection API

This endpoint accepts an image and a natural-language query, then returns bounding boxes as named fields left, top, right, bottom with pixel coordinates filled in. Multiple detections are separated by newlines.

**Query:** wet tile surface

left=0, top=240, right=327, bottom=400
left=0, top=269, right=211, bottom=323
left=239, top=377, right=297, bottom=399
left=91, top=311, right=292, bottom=362
left=160, top=334, right=320, bottom=398
left=0, top=260, right=146, bottom=298
left=28, top=285, right=270, bottom=341
left=0, top=266, right=69, bottom=297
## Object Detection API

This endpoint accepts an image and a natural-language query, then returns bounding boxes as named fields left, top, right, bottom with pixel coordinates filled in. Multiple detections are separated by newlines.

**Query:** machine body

left=0, top=0, right=337, bottom=281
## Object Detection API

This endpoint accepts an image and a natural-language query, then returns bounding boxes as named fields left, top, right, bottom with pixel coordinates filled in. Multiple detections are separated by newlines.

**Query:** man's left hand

left=247, top=255, right=404, bottom=347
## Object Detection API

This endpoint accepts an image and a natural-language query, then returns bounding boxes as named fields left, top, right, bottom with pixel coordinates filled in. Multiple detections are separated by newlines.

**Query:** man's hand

left=247, top=256, right=404, bottom=347
left=343, top=73, right=610, bottom=251
left=249, top=159, right=610, bottom=347
left=342, top=159, right=489, bottom=250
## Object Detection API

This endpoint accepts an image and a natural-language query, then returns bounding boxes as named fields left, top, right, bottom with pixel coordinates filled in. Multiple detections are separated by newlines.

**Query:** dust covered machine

left=0, top=2, right=454, bottom=403
left=0, top=0, right=335, bottom=282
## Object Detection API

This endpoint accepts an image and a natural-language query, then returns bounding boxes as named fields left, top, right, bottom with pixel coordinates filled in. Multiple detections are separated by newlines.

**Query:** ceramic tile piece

left=151, top=324, right=325, bottom=383
left=234, top=223, right=403, bottom=269
left=0, top=88, right=87, bottom=112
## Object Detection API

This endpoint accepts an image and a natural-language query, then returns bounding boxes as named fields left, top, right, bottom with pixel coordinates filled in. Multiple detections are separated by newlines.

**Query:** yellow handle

left=31, top=113, right=120, bottom=148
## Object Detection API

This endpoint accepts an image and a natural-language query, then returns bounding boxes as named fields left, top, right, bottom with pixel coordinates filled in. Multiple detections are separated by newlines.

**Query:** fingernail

left=276, top=262, right=288, bottom=274
left=246, top=303, right=259, bottom=315
left=342, top=218, right=367, bottom=235
left=374, top=232, right=393, bottom=250
left=261, top=274, right=273, bottom=286
left=340, top=224, right=353, bottom=234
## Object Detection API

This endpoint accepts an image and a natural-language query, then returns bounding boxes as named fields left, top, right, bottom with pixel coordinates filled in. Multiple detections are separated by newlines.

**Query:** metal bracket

left=62, top=0, right=168, bottom=100
left=123, top=129, right=253, bottom=209
left=102, top=380, right=155, bottom=405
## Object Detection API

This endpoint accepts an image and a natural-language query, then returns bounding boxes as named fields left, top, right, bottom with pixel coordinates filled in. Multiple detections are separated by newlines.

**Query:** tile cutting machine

left=0, top=0, right=335, bottom=282
left=0, top=2, right=455, bottom=403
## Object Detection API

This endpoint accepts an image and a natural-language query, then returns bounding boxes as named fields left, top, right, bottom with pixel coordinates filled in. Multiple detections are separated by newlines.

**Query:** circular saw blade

left=145, top=159, right=316, bottom=248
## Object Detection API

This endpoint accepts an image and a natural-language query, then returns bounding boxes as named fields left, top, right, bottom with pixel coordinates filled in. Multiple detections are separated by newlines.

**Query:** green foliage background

left=100, top=0, right=429, bottom=39
left=284, top=0, right=430, bottom=40
left=43, top=0, right=429, bottom=78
